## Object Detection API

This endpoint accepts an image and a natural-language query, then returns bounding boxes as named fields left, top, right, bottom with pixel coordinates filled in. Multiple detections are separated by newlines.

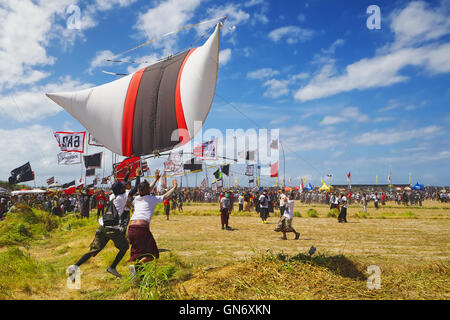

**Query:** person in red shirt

left=96, top=190, right=107, bottom=219
left=163, top=195, right=170, bottom=220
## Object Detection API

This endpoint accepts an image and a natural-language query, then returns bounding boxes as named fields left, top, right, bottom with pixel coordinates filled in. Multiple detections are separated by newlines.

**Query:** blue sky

left=0, top=0, right=449, bottom=187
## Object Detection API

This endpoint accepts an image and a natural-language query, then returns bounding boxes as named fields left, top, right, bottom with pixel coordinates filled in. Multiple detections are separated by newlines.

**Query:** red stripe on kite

left=175, top=48, right=196, bottom=144
left=122, top=68, right=146, bottom=156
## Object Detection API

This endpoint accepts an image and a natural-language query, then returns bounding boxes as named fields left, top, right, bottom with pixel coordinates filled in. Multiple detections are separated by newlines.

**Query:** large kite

left=46, top=22, right=222, bottom=157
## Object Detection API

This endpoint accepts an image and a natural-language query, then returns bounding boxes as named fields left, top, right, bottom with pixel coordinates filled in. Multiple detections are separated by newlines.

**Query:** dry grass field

left=0, top=200, right=448, bottom=300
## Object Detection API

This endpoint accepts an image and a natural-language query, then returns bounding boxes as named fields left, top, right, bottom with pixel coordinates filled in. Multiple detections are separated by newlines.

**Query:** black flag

left=62, top=180, right=75, bottom=188
left=221, top=164, right=230, bottom=176
left=83, top=152, right=103, bottom=168
left=9, top=162, right=34, bottom=184
left=184, top=158, right=202, bottom=171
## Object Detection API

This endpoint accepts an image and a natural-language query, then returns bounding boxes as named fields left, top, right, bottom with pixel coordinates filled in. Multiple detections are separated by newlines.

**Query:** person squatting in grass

left=274, top=192, right=300, bottom=240
left=127, top=171, right=177, bottom=278
left=67, top=166, right=137, bottom=279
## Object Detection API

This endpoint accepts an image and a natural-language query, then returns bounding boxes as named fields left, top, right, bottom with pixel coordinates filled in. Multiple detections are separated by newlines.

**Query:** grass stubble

left=0, top=200, right=448, bottom=300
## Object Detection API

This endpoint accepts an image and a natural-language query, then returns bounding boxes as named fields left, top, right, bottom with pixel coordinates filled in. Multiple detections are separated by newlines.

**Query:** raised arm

left=149, top=169, right=161, bottom=192
left=128, top=167, right=141, bottom=198
left=162, top=179, right=177, bottom=200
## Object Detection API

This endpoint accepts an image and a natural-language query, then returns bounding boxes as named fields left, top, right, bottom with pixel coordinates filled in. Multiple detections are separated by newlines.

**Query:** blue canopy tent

left=412, top=182, right=424, bottom=190
left=304, top=183, right=313, bottom=191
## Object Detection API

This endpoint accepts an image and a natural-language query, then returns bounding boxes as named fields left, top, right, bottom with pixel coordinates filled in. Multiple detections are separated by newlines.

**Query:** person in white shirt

left=127, top=175, right=177, bottom=266
left=274, top=192, right=300, bottom=240
left=259, top=190, right=270, bottom=223
left=278, top=190, right=287, bottom=217
left=338, top=193, right=348, bottom=223
left=67, top=166, right=137, bottom=279
left=238, top=194, right=244, bottom=212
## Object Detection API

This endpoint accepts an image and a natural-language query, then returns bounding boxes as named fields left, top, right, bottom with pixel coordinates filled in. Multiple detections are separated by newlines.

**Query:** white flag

left=54, top=131, right=86, bottom=153
left=57, top=152, right=81, bottom=165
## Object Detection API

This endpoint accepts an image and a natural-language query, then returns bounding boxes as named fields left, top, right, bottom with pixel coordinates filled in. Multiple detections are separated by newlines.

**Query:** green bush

left=0, top=205, right=60, bottom=247
left=306, top=208, right=318, bottom=218
left=327, top=208, right=339, bottom=218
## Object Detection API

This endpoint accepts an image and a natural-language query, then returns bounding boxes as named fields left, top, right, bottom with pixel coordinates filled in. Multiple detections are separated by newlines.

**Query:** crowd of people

left=1, top=179, right=449, bottom=282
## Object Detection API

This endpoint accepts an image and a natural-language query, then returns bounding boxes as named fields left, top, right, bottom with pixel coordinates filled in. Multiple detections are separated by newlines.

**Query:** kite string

left=214, top=92, right=324, bottom=178
left=111, top=16, right=227, bottom=59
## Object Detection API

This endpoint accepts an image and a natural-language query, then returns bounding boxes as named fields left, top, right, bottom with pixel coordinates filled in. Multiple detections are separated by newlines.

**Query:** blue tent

left=304, top=183, right=313, bottom=191
left=412, top=182, right=424, bottom=190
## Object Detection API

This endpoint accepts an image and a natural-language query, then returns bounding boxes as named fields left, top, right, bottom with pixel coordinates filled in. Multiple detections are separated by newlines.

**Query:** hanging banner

left=54, top=131, right=86, bottom=153
left=113, top=156, right=141, bottom=182
left=200, top=178, right=207, bottom=190
left=83, top=152, right=103, bottom=169
left=184, top=158, right=202, bottom=171
left=46, top=177, right=55, bottom=185
left=86, top=168, right=95, bottom=177
left=245, top=164, right=254, bottom=176
left=88, top=133, right=104, bottom=147
left=57, top=152, right=81, bottom=165
left=270, top=162, right=279, bottom=178
left=270, top=138, right=278, bottom=150
left=141, top=160, right=150, bottom=173
left=193, top=139, right=217, bottom=160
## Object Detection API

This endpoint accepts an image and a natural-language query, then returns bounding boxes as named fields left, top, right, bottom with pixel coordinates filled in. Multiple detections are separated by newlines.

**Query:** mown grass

left=178, top=250, right=449, bottom=300
left=0, top=202, right=448, bottom=300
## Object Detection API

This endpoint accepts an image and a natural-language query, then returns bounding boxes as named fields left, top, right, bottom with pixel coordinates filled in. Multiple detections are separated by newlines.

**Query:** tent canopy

left=412, top=182, right=424, bottom=190
left=0, top=187, right=11, bottom=196
left=319, top=183, right=330, bottom=191
left=11, top=189, right=47, bottom=195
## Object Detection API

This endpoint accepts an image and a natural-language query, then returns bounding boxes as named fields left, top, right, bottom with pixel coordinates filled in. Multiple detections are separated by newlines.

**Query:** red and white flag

left=54, top=131, right=86, bottom=153
left=270, top=162, right=279, bottom=178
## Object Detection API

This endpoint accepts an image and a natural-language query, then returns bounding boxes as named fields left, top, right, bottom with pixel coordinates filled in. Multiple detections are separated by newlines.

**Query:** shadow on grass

left=280, top=252, right=366, bottom=280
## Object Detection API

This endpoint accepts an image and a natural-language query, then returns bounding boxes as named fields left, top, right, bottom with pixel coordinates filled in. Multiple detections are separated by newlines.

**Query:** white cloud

left=219, top=48, right=232, bottom=65
left=263, top=79, right=289, bottom=98
left=204, top=3, right=251, bottom=37
left=268, top=26, right=315, bottom=44
left=389, top=1, right=450, bottom=50
left=354, top=125, right=443, bottom=146
left=0, top=0, right=138, bottom=91
left=135, top=0, right=202, bottom=54
left=289, top=72, right=309, bottom=81
left=94, top=0, right=137, bottom=11
left=0, top=124, right=114, bottom=186
left=295, top=44, right=450, bottom=102
left=297, top=14, right=306, bottom=22
left=244, top=0, right=265, bottom=7
left=247, top=68, right=280, bottom=80
left=0, top=77, right=93, bottom=122
left=87, top=50, right=115, bottom=74
left=320, top=107, right=369, bottom=125
left=294, top=1, right=450, bottom=102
